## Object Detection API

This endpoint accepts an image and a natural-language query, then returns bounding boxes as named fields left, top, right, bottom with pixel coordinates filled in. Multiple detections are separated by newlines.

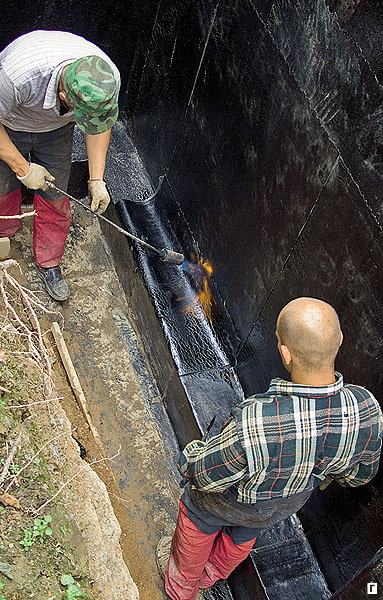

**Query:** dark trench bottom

left=67, top=125, right=382, bottom=600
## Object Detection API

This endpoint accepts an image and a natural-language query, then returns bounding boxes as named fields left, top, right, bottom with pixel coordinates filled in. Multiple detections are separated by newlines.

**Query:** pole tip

left=160, top=249, right=185, bottom=265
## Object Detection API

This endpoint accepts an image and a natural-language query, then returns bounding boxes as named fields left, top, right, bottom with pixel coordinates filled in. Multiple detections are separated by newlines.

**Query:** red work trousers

left=0, top=190, right=71, bottom=268
left=165, top=500, right=256, bottom=600
left=0, top=123, right=74, bottom=267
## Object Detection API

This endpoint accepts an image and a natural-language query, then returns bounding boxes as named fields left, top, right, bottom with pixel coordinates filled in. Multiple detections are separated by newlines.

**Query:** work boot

left=36, top=265, right=70, bottom=302
left=156, top=536, right=208, bottom=599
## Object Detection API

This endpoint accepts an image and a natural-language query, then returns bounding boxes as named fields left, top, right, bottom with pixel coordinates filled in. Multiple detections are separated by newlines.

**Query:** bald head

left=276, top=298, right=342, bottom=372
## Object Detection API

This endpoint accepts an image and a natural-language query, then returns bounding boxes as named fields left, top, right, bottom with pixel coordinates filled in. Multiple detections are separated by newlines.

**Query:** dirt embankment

left=0, top=259, right=139, bottom=600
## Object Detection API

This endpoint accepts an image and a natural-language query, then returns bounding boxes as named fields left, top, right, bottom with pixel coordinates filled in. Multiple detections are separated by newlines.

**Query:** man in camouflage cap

left=62, top=55, right=119, bottom=137
left=0, top=31, right=120, bottom=301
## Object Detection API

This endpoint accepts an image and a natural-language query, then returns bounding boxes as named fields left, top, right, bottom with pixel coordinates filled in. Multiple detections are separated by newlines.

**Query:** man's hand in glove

left=17, top=163, right=55, bottom=191
left=88, top=179, right=110, bottom=214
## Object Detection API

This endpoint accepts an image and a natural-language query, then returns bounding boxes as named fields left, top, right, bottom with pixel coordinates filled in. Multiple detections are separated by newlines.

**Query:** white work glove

left=17, top=163, right=55, bottom=191
left=88, top=179, right=110, bottom=214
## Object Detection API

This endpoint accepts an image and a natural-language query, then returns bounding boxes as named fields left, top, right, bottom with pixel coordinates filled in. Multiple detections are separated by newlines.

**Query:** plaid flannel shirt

left=178, top=373, right=383, bottom=504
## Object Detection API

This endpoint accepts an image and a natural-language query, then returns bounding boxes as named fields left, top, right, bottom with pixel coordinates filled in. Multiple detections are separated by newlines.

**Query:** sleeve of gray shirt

left=0, top=67, right=16, bottom=122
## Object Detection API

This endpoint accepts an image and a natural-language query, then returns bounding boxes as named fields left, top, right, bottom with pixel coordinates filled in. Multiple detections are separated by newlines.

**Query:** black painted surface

left=299, top=472, right=383, bottom=592
left=342, top=0, right=383, bottom=84
left=227, top=558, right=269, bottom=600
left=122, top=0, right=383, bottom=595
left=250, top=515, right=331, bottom=600
left=330, top=546, right=383, bottom=599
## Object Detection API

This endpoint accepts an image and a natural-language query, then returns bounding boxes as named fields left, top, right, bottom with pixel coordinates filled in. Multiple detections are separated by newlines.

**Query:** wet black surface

left=121, top=1, right=383, bottom=593
left=2, top=1, right=383, bottom=598
left=121, top=1, right=383, bottom=596
left=227, top=557, right=269, bottom=600
left=250, top=515, right=331, bottom=599
left=328, top=546, right=383, bottom=599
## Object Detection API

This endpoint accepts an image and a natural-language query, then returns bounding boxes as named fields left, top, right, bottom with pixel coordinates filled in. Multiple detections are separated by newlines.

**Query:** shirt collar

left=267, top=371, right=344, bottom=397
left=43, top=60, right=75, bottom=112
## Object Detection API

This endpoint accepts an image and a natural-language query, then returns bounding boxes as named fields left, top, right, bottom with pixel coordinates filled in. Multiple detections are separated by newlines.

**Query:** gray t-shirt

left=0, top=30, right=121, bottom=132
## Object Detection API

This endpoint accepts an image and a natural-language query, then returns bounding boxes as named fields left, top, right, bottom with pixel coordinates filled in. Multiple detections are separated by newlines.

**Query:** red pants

left=0, top=123, right=74, bottom=267
left=165, top=500, right=256, bottom=600
left=0, top=190, right=72, bottom=267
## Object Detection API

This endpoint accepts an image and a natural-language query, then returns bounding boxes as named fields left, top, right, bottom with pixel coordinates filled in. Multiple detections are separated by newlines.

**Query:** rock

left=45, top=403, right=139, bottom=599
left=0, top=561, right=13, bottom=580
left=0, top=493, right=20, bottom=510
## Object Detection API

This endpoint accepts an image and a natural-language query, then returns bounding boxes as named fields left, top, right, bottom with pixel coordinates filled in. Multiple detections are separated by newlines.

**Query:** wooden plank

left=51, top=321, right=103, bottom=448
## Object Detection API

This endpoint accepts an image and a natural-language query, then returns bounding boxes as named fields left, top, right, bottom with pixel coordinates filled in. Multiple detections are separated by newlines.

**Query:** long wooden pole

left=51, top=321, right=103, bottom=448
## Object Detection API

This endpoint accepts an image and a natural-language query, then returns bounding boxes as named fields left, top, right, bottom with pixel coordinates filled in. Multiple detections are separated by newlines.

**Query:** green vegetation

left=20, top=515, right=53, bottom=551
left=61, top=574, right=89, bottom=599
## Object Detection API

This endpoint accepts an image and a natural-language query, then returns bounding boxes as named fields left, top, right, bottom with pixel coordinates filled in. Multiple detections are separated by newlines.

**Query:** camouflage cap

left=63, top=55, right=119, bottom=135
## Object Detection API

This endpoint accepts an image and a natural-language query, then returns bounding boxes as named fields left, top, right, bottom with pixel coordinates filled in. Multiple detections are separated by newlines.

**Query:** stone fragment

left=0, top=493, right=20, bottom=510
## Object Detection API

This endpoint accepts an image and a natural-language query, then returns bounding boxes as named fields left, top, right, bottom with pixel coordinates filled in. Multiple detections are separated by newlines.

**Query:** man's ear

left=58, top=91, right=66, bottom=102
left=339, top=331, right=344, bottom=348
left=280, top=344, right=292, bottom=366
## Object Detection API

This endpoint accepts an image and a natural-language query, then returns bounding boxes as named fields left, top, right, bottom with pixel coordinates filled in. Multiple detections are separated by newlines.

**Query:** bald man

left=156, top=298, right=383, bottom=600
